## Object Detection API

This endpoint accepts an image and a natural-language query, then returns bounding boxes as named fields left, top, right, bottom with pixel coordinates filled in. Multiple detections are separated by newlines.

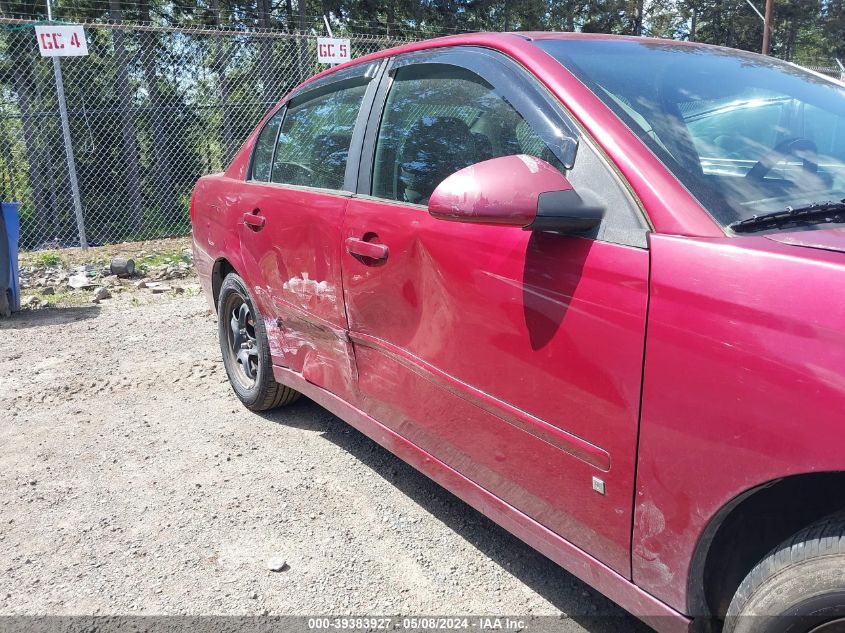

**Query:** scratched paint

left=282, top=273, right=337, bottom=305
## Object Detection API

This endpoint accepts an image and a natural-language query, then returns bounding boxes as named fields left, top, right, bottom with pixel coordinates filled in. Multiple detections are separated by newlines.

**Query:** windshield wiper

left=730, top=200, right=845, bottom=234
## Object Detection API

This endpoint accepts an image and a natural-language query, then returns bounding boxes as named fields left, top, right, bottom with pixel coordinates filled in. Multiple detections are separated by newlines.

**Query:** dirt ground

left=0, top=249, right=650, bottom=632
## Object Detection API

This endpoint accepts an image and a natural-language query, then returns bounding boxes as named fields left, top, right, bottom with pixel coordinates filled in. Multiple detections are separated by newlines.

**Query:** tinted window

left=372, top=64, right=565, bottom=204
left=537, top=39, right=845, bottom=228
left=251, top=109, right=283, bottom=182
left=272, top=81, right=368, bottom=190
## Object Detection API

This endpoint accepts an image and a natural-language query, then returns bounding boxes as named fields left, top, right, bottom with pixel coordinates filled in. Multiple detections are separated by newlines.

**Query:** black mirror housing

left=525, top=190, right=604, bottom=233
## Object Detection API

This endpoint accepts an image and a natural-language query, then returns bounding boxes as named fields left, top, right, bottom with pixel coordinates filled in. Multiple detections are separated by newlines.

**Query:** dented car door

left=237, top=65, right=381, bottom=402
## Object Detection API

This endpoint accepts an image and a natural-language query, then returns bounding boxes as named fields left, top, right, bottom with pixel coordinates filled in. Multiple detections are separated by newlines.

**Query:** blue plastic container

left=0, top=202, right=20, bottom=315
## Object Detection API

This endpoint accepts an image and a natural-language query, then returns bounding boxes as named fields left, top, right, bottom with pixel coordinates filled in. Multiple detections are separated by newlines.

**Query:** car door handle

left=243, top=211, right=265, bottom=230
left=345, top=237, right=388, bottom=261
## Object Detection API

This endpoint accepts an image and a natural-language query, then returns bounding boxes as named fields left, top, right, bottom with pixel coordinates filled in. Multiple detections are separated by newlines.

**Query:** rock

left=266, top=557, right=287, bottom=572
left=134, top=279, right=150, bottom=289
left=174, top=286, right=185, bottom=295
left=92, top=287, right=111, bottom=301
left=68, top=275, right=95, bottom=290
left=102, top=275, right=120, bottom=287
left=21, top=296, right=40, bottom=309
left=150, top=285, right=171, bottom=294
left=41, top=286, right=55, bottom=296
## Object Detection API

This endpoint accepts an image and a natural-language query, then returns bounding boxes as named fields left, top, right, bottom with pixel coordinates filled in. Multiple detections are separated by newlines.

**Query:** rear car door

left=238, top=63, right=382, bottom=401
left=341, top=47, right=651, bottom=575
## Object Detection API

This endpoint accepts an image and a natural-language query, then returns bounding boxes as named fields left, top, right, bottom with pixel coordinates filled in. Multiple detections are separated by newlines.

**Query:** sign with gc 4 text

left=317, top=37, right=350, bottom=64
left=35, top=25, right=89, bottom=57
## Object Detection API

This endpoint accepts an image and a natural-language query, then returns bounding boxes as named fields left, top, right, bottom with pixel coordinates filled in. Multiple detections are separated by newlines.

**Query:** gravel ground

left=0, top=287, right=651, bottom=633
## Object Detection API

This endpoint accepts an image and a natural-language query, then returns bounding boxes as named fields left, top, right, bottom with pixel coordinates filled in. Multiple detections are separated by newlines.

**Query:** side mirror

left=427, top=154, right=603, bottom=233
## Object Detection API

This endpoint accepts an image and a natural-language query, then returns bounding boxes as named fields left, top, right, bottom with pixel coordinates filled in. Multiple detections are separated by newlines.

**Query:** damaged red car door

left=235, top=66, right=381, bottom=400
left=340, top=49, right=651, bottom=575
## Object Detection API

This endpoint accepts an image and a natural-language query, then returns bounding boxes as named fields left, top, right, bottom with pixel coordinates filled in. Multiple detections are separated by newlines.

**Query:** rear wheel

left=217, top=273, right=299, bottom=411
left=724, top=512, right=845, bottom=633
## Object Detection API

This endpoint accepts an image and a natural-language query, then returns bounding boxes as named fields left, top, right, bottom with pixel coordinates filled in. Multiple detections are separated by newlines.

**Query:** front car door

left=341, top=47, right=651, bottom=576
left=237, top=62, right=382, bottom=401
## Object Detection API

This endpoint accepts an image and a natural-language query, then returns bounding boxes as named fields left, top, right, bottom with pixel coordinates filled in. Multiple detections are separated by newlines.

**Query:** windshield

left=536, top=38, right=845, bottom=230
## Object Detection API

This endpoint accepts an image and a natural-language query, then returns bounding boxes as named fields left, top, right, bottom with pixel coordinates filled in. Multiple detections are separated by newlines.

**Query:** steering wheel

left=746, top=137, right=818, bottom=181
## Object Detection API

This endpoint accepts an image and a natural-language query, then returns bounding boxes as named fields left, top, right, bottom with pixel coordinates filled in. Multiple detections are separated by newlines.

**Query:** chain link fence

left=2, top=19, right=843, bottom=251
left=804, top=64, right=843, bottom=79
left=0, top=19, right=413, bottom=250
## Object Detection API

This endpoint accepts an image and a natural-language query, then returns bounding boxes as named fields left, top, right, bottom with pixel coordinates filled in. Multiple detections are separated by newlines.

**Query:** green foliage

left=33, top=252, right=64, bottom=267
left=136, top=249, right=190, bottom=274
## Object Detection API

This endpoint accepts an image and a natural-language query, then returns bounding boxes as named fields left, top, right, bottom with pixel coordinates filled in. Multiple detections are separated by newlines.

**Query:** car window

left=537, top=39, right=845, bottom=228
left=372, top=64, right=565, bottom=205
left=684, top=94, right=788, bottom=169
left=251, top=108, right=284, bottom=182
left=802, top=102, right=845, bottom=163
left=271, top=81, right=369, bottom=191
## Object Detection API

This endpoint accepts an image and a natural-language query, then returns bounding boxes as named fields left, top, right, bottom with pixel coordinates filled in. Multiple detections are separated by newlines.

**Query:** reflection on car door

left=341, top=49, right=650, bottom=576
left=238, top=73, right=377, bottom=402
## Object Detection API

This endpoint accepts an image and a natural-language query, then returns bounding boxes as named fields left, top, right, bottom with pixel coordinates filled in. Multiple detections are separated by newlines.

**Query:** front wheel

left=724, top=512, right=845, bottom=633
left=217, top=273, right=300, bottom=411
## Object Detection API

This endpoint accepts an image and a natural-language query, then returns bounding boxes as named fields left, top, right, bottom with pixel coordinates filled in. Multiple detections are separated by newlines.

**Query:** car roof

left=296, top=31, right=755, bottom=95
left=232, top=30, right=725, bottom=238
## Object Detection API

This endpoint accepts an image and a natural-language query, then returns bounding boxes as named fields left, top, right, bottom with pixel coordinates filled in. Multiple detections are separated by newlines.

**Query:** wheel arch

left=211, top=257, right=237, bottom=312
left=688, top=471, right=845, bottom=620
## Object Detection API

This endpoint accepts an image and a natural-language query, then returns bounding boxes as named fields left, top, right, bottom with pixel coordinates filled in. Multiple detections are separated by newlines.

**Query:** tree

left=0, top=1, right=54, bottom=243
left=109, top=0, right=144, bottom=233
left=208, top=0, right=237, bottom=164
left=138, top=0, right=176, bottom=224
left=821, top=0, right=845, bottom=61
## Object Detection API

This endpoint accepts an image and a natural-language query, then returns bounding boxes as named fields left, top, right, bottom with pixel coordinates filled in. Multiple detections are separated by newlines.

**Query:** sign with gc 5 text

left=317, top=37, right=350, bottom=64
left=35, top=24, right=89, bottom=57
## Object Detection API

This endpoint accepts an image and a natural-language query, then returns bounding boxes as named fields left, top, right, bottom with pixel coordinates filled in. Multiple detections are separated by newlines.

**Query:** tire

left=724, top=511, right=845, bottom=633
left=217, top=273, right=300, bottom=411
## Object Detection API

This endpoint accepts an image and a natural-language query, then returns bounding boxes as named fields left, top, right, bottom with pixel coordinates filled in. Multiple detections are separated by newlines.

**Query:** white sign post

left=317, top=37, right=351, bottom=65
left=35, top=23, right=89, bottom=247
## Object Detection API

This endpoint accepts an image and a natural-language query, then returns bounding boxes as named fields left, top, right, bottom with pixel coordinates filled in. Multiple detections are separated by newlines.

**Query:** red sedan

left=191, top=32, right=845, bottom=633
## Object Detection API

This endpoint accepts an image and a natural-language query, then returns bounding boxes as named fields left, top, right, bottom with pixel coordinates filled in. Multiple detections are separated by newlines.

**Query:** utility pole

left=743, top=0, right=775, bottom=56
left=762, top=0, right=774, bottom=55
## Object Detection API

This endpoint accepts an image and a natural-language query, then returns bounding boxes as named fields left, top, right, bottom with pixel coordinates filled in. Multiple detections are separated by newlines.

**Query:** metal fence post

left=51, top=56, right=87, bottom=249
left=45, top=0, right=86, bottom=249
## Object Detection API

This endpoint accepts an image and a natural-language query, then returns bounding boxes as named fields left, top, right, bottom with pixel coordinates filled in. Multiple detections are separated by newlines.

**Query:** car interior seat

left=398, top=116, right=480, bottom=204
left=311, top=133, right=351, bottom=189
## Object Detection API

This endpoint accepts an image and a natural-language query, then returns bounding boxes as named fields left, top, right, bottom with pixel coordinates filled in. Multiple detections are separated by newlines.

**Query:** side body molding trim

left=271, top=363, right=691, bottom=633
left=350, top=332, right=611, bottom=471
